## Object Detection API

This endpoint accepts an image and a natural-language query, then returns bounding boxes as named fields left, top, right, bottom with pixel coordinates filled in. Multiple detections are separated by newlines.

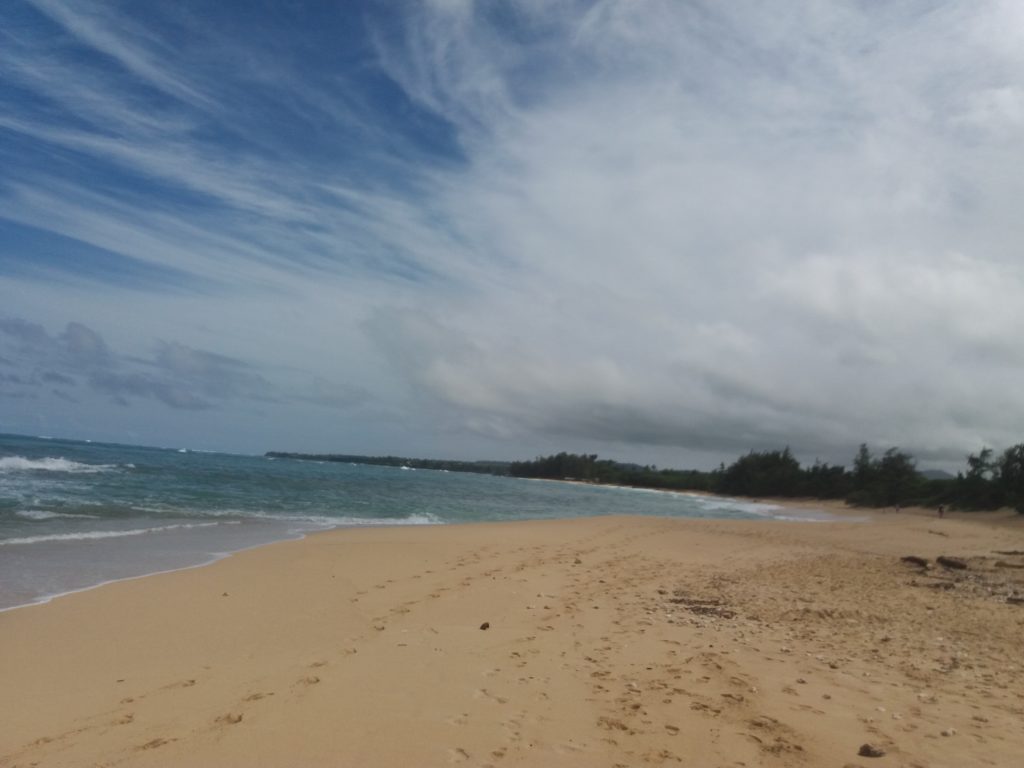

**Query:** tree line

left=265, top=452, right=511, bottom=475
left=508, top=444, right=1024, bottom=513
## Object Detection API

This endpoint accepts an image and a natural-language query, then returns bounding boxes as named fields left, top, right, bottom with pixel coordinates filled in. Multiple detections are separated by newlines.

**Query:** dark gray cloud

left=51, top=388, right=79, bottom=404
left=0, top=315, right=368, bottom=419
left=150, top=341, right=271, bottom=401
left=0, top=390, right=37, bottom=400
left=298, top=377, right=371, bottom=410
left=0, top=318, right=51, bottom=349
left=89, top=370, right=212, bottom=410
left=40, top=371, right=76, bottom=385
left=60, top=321, right=111, bottom=368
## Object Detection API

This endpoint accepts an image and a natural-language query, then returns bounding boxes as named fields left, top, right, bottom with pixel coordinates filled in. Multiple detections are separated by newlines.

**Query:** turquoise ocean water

left=0, top=433, right=828, bottom=611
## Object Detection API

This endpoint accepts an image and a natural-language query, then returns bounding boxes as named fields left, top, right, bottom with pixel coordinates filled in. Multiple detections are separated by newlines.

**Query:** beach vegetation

left=271, top=442, right=1024, bottom=514
left=508, top=443, right=1024, bottom=513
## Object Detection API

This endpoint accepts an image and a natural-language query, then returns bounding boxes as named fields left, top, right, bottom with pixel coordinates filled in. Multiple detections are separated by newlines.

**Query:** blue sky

left=2, top=1, right=1023, bottom=468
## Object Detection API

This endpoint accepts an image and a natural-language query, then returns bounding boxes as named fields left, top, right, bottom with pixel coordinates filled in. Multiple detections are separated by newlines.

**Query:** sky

left=1, top=0, right=1023, bottom=470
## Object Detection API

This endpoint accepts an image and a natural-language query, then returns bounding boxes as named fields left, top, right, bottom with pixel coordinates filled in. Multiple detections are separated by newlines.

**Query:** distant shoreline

left=268, top=447, right=1023, bottom=517
left=507, top=475, right=1024, bottom=524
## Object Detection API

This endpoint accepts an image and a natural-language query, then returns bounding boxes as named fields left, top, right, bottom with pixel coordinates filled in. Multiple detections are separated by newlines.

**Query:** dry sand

left=2, top=507, right=1023, bottom=767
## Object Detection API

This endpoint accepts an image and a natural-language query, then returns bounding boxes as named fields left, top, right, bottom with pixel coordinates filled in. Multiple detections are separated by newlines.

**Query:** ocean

left=0, top=433, right=828, bottom=611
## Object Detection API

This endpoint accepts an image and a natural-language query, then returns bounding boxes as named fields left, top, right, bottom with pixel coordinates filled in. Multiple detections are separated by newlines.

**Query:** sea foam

left=0, top=521, right=223, bottom=546
left=16, top=510, right=101, bottom=521
left=183, top=509, right=442, bottom=528
left=0, top=456, right=119, bottom=474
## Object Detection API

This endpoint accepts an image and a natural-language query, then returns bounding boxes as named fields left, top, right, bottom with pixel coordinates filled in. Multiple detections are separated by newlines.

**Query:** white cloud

left=24, top=0, right=210, bottom=107
left=3, top=1, right=1023, bottom=466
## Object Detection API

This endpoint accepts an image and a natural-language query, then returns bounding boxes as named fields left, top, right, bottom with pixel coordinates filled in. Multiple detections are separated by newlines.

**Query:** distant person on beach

left=938, top=505, right=945, bottom=518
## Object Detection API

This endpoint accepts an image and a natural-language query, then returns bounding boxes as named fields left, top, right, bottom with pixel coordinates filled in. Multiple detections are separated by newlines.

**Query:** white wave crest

left=0, top=456, right=118, bottom=474
left=317, top=513, right=441, bottom=527
left=0, top=522, right=222, bottom=546
left=15, top=510, right=101, bottom=521
left=687, top=494, right=783, bottom=515
left=190, top=509, right=443, bottom=528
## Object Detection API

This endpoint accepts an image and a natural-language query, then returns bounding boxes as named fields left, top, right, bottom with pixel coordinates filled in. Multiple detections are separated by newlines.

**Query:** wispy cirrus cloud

left=1, top=1, right=1023, bottom=465
left=23, top=0, right=212, bottom=108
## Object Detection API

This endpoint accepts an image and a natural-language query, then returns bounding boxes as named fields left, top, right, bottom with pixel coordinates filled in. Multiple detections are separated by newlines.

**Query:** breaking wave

left=0, top=456, right=121, bottom=474
left=15, top=510, right=101, bottom=521
left=0, top=521, right=223, bottom=546
left=188, top=509, right=443, bottom=528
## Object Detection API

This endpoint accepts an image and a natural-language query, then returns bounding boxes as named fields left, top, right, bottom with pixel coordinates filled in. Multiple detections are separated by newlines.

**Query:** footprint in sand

left=163, top=679, right=196, bottom=690
left=137, top=737, right=173, bottom=750
left=215, top=713, right=243, bottom=725
left=597, top=715, right=633, bottom=734
left=475, top=688, right=509, bottom=704
left=449, top=746, right=471, bottom=762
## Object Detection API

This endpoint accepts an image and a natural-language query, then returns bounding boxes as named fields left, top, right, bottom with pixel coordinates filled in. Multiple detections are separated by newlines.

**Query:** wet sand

left=2, top=508, right=1023, bottom=767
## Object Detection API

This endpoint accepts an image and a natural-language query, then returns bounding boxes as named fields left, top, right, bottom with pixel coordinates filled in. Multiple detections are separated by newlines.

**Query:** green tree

left=847, top=445, right=920, bottom=506
left=853, top=444, right=874, bottom=492
left=955, top=447, right=998, bottom=509
left=718, top=447, right=802, bottom=497
left=875, top=447, right=920, bottom=506
left=997, top=444, right=1024, bottom=514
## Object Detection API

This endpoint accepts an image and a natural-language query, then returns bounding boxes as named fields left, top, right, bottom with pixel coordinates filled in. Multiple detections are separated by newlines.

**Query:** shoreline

left=576, top=478, right=1024, bottom=526
left=3, top=492, right=1014, bottom=616
left=0, top=528, right=313, bottom=616
left=3, top=512, right=1023, bottom=766
left=0, top=493, right=836, bottom=616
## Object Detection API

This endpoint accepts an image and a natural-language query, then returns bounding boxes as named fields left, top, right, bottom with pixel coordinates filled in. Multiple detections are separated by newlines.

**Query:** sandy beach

left=2, top=507, right=1023, bottom=767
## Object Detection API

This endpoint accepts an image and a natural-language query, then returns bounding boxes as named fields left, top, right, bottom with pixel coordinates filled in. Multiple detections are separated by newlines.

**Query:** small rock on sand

left=941, top=728, right=956, bottom=737
left=901, top=556, right=929, bottom=568
left=479, top=622, right=490, bottom=630
left=858, top=743, right=886, bottom=758
left=937, top=556, right=968, bottom=570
